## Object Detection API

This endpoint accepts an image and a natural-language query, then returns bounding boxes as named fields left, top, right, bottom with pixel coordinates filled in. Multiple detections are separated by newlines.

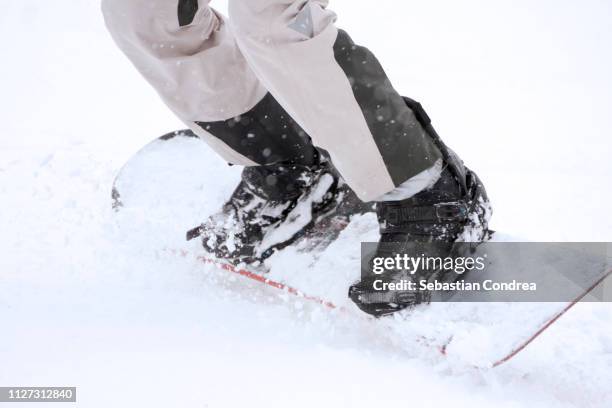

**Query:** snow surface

left=1, top=1, right=612, bottom=407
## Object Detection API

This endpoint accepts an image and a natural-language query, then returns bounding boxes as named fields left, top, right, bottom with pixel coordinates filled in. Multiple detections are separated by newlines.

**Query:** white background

left=1, top=1, right=611, bottom=407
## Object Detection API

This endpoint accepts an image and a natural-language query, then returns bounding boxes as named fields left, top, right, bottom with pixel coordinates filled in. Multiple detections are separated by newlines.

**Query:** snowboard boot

left=187, top=156, right=373, bottom=265
left=348, top=98, right=493, bottom=317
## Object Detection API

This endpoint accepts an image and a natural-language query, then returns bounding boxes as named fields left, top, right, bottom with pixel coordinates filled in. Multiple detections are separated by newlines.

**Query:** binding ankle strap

left=380, top=201, right=469, bottom=228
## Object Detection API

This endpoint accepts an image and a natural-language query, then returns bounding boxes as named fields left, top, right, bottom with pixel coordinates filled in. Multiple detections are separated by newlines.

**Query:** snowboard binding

left=348, top=98, right=493, bottom=317
left=187, top=157, right=373, bottom=265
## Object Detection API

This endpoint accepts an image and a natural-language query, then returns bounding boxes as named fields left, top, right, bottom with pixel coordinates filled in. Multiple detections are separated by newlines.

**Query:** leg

left=229, top=1, right=492, bottom=315
left=102, top=0, right=317, bottom=166
left=102, top=0, right=371, bottom=264
left=228, top=0, right=443, bottom=202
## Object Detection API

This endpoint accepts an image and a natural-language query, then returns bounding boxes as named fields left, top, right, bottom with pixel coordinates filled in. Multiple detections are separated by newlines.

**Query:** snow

left=113, top=134, right=611, bottom=370
left=258, top=173, right=334, bottom=255
left=1, top=1, right=612, bottom=407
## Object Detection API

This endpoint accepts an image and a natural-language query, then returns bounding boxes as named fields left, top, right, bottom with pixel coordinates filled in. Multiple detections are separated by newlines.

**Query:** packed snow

left=1, top=1, right=612, bottom=407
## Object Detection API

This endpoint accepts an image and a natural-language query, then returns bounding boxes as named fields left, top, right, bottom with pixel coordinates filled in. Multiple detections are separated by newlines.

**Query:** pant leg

left=228, top=0, right=443, bottom=202
left=102, top=0, right=318, bottom=166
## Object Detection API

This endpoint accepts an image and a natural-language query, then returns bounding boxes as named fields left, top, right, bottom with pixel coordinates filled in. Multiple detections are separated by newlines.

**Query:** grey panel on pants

left=195, top=92, right=318, bottom=166
left=332, top=29, right=443, bottom=187
left=178, top=0, right=199, bottom=26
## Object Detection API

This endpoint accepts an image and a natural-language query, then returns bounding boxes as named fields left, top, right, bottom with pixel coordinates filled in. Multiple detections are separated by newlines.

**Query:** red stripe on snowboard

left=171, top=249, right=342, bottom=310
left=491, top=268, right=612, bottom=367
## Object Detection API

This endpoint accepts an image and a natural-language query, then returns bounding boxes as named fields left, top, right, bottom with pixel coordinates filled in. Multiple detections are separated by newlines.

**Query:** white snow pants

left=102, top=0, right=443, bottom=202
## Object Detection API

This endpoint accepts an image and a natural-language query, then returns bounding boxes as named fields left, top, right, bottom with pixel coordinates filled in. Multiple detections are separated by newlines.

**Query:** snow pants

left=101, top=0, right=443, bottom=202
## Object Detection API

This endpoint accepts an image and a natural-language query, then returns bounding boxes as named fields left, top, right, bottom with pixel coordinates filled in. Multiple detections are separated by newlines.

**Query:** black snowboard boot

left=348, top=98, right=493, bottom=317
left=187, top=156, right=373, bottom=265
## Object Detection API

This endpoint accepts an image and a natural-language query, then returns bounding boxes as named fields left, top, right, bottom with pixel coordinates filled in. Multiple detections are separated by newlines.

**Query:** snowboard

left=112, top=130, right=612, bottom=368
